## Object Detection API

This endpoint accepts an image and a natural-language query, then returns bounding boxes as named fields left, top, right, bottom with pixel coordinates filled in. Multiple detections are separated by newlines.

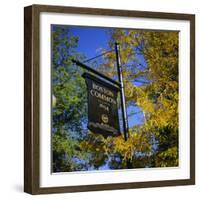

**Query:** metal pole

left=115, top=43, right=129, bottom=141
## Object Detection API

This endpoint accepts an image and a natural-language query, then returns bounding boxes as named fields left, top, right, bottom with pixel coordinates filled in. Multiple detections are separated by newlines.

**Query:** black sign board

left=82, top=72, right=121, bottom=137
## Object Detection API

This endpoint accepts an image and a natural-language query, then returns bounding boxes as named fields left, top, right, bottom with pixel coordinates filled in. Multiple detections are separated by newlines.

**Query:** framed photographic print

left=24, top=4, right=195, bottom=194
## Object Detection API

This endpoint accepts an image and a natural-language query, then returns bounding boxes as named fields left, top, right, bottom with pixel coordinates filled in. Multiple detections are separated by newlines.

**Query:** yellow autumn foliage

left=80, top=29, right=179, bottom=168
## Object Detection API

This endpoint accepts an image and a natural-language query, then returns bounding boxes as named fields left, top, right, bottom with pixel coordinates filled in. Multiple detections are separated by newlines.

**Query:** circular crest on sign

left=101, top=114, right=109, bottom=124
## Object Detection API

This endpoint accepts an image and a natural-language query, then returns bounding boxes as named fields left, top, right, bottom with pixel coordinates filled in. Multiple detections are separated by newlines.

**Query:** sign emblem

left=83, top=72, right=120, bottom=137
left=101, top=114, right=109, bottom=124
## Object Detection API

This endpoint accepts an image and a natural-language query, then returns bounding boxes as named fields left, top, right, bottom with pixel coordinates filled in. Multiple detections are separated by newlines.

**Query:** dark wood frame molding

left=24, top=4, right=195, bottom=194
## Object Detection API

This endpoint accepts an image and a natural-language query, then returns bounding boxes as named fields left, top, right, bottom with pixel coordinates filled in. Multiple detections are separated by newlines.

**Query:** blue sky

left=68, top=26, right=144, bottom=128
left=70, top=26, right=110, bottom=58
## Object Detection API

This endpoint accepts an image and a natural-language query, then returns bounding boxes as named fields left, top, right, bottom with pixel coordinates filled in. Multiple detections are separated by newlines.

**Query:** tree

left=80, top=29, right=179, bottom=168
left=52, top=26, right=179, bottom=171
left=52, top=25, right=89, bottom=172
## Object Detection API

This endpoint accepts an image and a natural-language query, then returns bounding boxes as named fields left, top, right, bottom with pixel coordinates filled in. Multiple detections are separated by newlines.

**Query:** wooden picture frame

left=24, top=4, right=195, bottom=194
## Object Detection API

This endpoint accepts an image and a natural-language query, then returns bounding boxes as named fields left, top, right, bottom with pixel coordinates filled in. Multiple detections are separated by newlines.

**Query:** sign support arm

left=72, top=59, right=121, bottom=88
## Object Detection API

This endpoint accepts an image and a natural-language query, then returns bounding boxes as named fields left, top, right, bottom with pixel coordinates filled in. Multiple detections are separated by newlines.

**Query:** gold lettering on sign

left=99, top=104, right=109, bottom=112
left=92, top=83, right=114, bottom=97
left=90, top=90, right=116, bottom=104
left=90, top=82, right=116, bottom=105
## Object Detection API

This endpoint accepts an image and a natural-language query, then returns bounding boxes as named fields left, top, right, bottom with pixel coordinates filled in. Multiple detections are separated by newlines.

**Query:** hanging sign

left=82, top=72, right=120, bottom=137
